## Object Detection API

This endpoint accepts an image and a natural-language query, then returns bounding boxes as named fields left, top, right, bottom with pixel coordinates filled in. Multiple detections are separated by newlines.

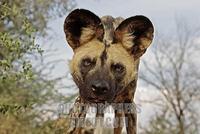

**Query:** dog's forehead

left=99, top=16, right=124, bottom=64
left=101, top=16, right=124, bottom=44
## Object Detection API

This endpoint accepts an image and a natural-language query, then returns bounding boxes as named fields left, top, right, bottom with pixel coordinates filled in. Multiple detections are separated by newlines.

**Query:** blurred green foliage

left=141, top=110, right=199, bottom=134
left=0, top=0, right=75, bottom=133
left=0, top=0, right=75, bottom=35
left=140, top=110, right=179, bottom=134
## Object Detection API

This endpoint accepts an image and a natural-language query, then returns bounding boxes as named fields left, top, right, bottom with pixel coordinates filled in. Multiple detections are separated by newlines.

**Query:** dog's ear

left=114, top=16, right=154, bottom=59
left=64, top=9, right=104, bottom=50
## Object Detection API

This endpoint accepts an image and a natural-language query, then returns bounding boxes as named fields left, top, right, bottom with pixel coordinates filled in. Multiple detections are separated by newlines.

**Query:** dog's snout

left=91, top=80, right=110, bottom=95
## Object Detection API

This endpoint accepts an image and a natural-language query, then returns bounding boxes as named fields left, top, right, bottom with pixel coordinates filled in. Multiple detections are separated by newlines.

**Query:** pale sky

left=36, top=0, right=200, bottom=130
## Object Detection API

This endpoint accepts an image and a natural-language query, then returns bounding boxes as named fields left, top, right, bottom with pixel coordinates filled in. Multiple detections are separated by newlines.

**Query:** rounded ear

left=114, top=16, right=154, bottom=59
left=64, top=9, right=104, bottom=50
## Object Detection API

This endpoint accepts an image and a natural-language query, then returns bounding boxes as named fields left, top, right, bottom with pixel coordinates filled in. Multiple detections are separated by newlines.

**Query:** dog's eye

left=82, top=58, right=95, bottom=67
left=111, top=63, right=125, bottom=73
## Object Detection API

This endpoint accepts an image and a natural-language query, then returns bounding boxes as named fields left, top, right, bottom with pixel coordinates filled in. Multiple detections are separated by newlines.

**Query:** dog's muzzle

left=91, top=80, right=110, bottom=95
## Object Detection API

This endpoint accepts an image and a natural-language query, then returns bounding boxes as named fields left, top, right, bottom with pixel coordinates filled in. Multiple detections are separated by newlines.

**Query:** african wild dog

left=64, top=9, right=154, bottom=134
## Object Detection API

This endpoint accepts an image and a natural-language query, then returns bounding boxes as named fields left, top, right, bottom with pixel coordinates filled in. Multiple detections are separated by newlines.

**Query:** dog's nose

left=91, top=80, right=109, bottom=95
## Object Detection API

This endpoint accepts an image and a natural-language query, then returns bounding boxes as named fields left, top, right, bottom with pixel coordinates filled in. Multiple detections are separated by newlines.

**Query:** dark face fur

left=64, top=9, right=154, bottom=103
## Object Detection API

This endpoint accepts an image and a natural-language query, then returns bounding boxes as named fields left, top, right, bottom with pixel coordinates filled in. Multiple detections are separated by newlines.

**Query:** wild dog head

left=64, top=9, right=154, bottom=103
